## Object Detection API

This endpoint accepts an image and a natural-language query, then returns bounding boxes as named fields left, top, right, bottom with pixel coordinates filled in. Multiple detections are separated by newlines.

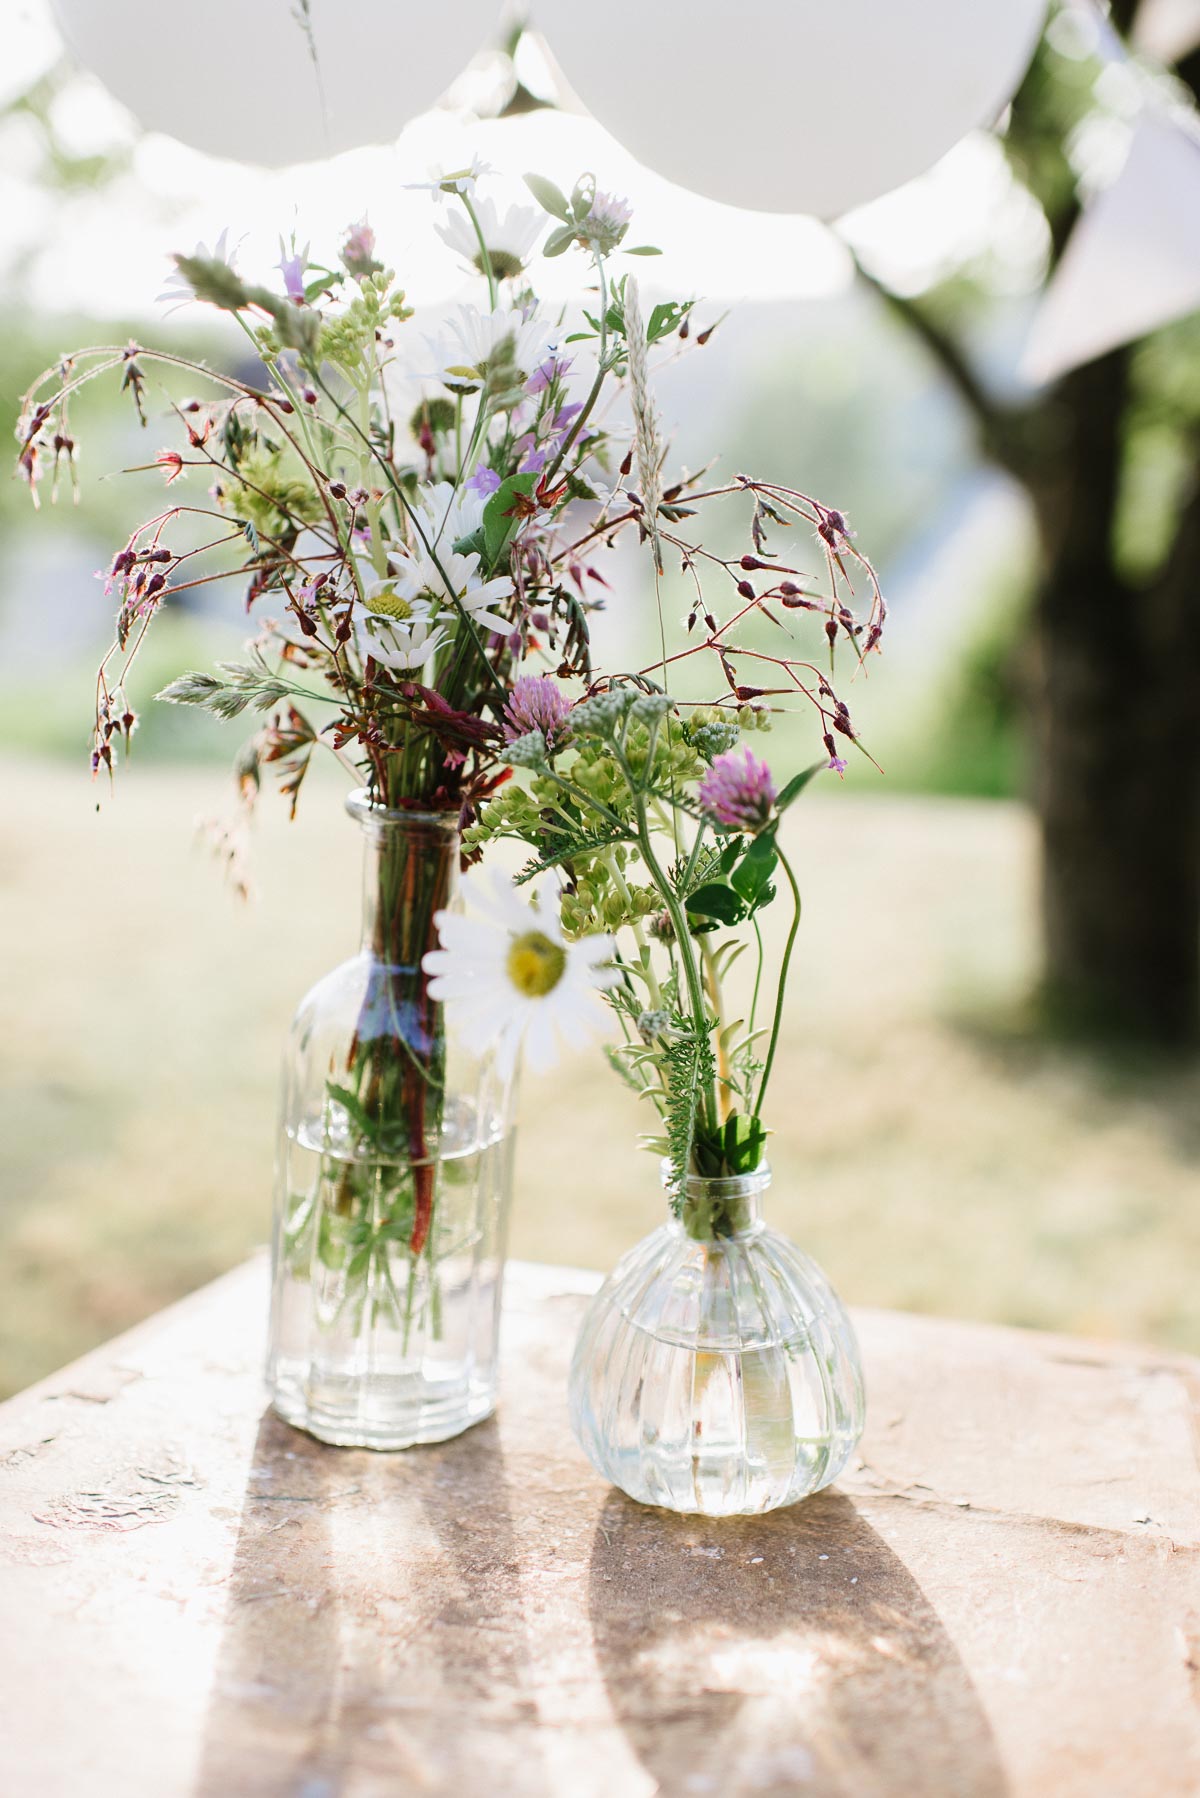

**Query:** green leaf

left=685, top=882, right=746, bottom=926
left=646, top=299, right=693, bottom=343
left=723, top=1111, right=767, bottom=1174
left=326, top=1083, right=378, bottom=1141
left=570, top=174, right=596, bottom=221
left=542, top=223, right=577, bottom=258
left=776, top=759, right=827, bottom=811
left=625, top=245, right=662, bottom=256
left=665, top=1024, right=717, bottom=1195
left=717, top=837, right=743, bottom=876
left=482, top=471, right=538, bottom=565
left=731, top=831, right=778, bottom=908
left=524, top=173, right=571, bottom=221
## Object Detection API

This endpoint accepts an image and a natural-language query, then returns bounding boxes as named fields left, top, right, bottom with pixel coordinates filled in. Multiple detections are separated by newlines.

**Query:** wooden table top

left=1, top=1257, right=1198, bottom=1797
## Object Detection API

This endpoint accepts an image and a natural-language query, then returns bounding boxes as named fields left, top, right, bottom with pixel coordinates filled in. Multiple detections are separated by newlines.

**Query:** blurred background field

left=1, top=0, right=1198, bottom=1395
left=4, top=759, right=1199, bottom=1396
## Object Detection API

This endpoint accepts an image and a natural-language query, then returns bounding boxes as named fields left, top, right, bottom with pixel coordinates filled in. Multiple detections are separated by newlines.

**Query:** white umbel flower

left=436, top=199, right=545, bottom=280
left=423, top=873, right=618, bottom=1074
left=427, top=304, right=558, bottom=393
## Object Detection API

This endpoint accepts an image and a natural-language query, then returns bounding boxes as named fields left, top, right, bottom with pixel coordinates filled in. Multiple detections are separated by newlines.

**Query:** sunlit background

left=3, top=0, right=1198, bottom=1395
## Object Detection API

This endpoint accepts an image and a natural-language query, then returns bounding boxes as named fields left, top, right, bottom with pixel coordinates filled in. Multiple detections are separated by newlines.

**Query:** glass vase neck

left=663, top=1161, right=771, bottom=1241
left=345, top=789, right=460, bottom=968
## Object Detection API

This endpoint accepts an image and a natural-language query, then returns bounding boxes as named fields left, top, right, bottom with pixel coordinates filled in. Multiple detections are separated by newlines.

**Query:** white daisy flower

left=416, top=480, right=488, bottom=553
left=435, top=199, right=545, bottom=281
left=355, top=571, right=449, bottom=672
left=423, top=873, right=619, bottom=1074
left=405, top=156, right=492, bottom=203
left=414, top=546, right=513, bottom=638
left=427, top=304, right=559, bottom=394
left=157, top=229, right=237, bottom=312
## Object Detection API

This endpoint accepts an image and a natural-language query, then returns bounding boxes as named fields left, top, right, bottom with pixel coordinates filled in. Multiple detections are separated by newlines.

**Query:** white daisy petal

left=421, top=877, right=615, bottom=1075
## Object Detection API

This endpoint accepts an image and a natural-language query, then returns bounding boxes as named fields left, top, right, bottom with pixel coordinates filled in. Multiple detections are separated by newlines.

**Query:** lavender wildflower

left=467, top=464, right=502, bottom=496
left=580, top=192, right=633, bottom=256
left=278, top=242, right=309, bottom=304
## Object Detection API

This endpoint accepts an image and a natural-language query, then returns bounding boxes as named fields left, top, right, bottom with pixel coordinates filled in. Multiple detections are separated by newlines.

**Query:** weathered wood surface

left=1, top=1258, right=1199, bottom=1797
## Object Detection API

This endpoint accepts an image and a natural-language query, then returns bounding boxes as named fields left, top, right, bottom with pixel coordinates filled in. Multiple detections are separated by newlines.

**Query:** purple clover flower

left=502, top=675, right=574, bottom=747
left=697, top=747, right=777, bottom=833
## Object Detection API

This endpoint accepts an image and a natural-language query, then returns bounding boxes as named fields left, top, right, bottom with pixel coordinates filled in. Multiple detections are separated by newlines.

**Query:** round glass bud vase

left=568, top=1163, right=865, bottom=1515
left=266, top=793, right=518, bottom=1450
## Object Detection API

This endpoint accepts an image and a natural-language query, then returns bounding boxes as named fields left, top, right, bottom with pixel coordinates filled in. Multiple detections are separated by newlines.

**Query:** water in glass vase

left=569, top=1164, right=865, bottom=1515
left=265, top=796, right=518, bottom=1450
left=269, top=1100, right=515, bottom=1448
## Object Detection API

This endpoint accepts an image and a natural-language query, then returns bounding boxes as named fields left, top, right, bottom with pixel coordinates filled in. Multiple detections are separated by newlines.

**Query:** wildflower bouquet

left=16, top=165, right=882, bottom=1456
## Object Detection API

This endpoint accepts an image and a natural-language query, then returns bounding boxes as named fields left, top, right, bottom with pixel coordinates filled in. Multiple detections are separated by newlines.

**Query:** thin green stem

left=634, top=799, right=716, bottom=1138
left=755, top=842, right=801, bottom=1120
left=460, top=194, right=499, bottom=309
left=542, top=253, right=611, bottom=488
left=749, top=916, right=765, bottom=1041
left=605, top=848, right=663, bottom=1011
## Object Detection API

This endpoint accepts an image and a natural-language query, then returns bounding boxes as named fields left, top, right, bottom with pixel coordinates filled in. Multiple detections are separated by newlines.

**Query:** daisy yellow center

left=506, top=930, right=566, bottom=998
left=370, top=587, right=414, bottom=621
left=476, top=248, right=524, bottom=281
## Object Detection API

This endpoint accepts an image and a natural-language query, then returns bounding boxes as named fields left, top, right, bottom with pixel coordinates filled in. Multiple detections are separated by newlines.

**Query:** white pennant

left=1021, top=111, right=1200, bottom=385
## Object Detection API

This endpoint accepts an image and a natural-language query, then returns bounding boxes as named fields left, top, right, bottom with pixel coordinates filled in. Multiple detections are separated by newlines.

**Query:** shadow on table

left=193, top=1406, right=551, bottom=1798
left=589, top=1487, right=1008, bottom=1798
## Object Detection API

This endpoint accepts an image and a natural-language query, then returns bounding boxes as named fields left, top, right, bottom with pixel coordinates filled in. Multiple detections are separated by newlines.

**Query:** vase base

left=587, top=1437, right=857, bottom=1517
left=267, top=1372, right=497, bottom=1450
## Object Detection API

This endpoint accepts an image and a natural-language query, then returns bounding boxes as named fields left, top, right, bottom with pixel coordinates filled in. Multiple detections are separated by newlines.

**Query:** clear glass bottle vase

left=266, top=792, right=517, bottom=1449
left=568, top=1163, right=865, bottom=1515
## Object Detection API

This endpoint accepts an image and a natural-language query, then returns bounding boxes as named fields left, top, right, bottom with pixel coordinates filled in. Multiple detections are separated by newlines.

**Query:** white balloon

left=536, top=0, right=1048, bottom=217
left=50, top=0, right=502, bottom=166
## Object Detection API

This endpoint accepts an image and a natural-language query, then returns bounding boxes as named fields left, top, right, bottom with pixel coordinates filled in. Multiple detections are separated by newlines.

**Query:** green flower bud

left=572, top=690, right=633, bottom=737
left=629, top=691, right=673, bottom=726
left=505, top=729, right=550, bottom=770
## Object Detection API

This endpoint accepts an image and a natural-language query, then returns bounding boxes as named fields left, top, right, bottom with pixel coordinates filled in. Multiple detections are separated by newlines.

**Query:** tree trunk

left=1033, top=351, right=1200, bottom=1043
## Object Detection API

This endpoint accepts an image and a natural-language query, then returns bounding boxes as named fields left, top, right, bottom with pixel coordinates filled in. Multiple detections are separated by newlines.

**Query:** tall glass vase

left=266, top=792, right=517, bottom=1449
left=568, top=1163, right=865, bottom=1515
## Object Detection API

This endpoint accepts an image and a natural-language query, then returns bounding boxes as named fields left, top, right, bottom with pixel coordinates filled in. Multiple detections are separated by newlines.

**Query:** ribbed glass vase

left=266, top=792, right=518, bottom=1449
left=568, top=1163, right=865, bottom=1515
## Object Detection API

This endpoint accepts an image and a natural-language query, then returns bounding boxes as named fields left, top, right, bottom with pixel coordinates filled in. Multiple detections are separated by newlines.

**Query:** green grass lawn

left=2, top=754, right=1198, bottom=1397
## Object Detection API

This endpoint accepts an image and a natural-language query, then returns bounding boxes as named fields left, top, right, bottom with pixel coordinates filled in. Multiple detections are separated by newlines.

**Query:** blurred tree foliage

left=862, top=4, right=1200, bottom=1046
